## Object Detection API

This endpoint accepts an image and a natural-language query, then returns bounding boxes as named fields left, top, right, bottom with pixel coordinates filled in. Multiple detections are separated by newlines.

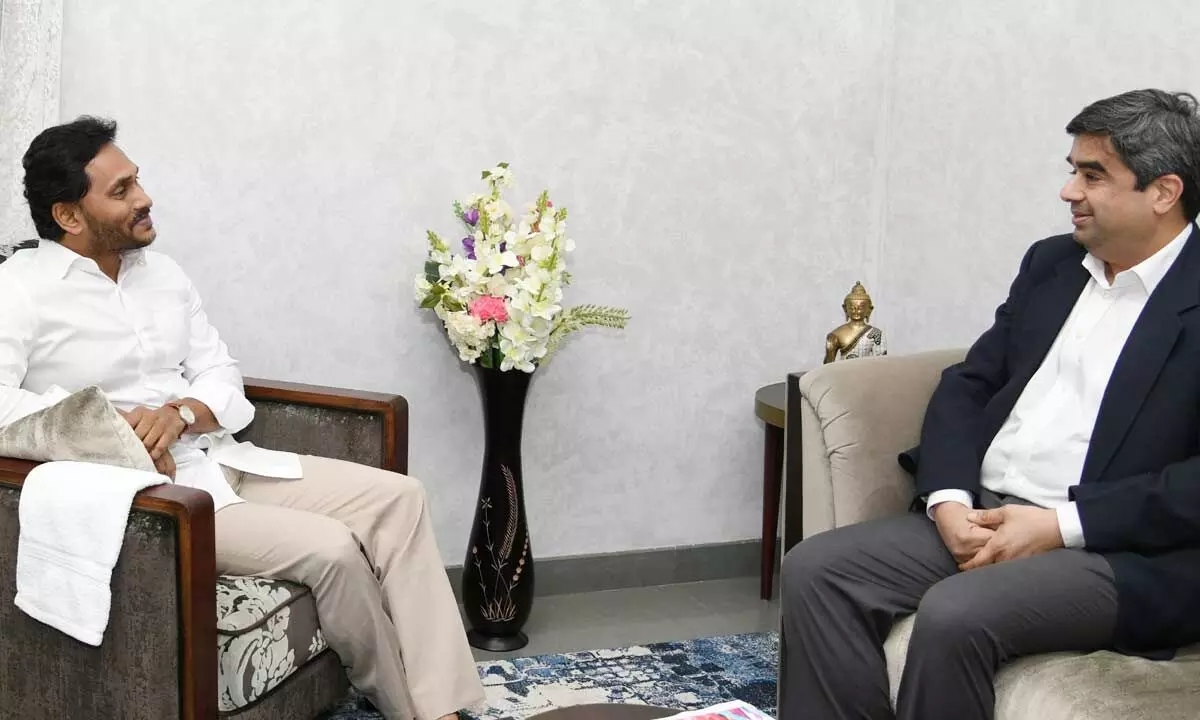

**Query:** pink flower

left=469, top=296, right=509, bottom=324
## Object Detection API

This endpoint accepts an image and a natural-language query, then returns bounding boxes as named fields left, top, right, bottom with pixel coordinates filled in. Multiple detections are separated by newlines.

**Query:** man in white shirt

left=780, top=89, right=1200, bottom=720
left=1, top=117, right=484, bottom=720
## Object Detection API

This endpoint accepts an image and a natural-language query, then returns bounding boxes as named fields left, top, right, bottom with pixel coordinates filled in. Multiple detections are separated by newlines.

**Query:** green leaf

left=426, top=230, right=447, bottom=251
left=443, top=297, right=465, bottom=313
left=479, top=348, right=494, bottom=369
left=498, top=162, right=509, bottom=169
left=482, top=170, right=492, bottom=179
left=424, top=261, right=440, bottom=283
left=420, top=294, right=440, bottom=309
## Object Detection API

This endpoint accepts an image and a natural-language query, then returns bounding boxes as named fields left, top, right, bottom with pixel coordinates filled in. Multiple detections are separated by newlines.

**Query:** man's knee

left=781, top=529, right=852, bottom=600
left=310, top=523, right=367, bottom=574
left=911, top=577, right=991, bottom=652
left=380, top=471, right=426, bottom=512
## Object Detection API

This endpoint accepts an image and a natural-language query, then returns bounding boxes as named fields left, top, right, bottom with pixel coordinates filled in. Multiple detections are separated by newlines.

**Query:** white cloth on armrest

left=205, top=434, right=302, bottom=479
left=15, top=460, right=165, bottom=646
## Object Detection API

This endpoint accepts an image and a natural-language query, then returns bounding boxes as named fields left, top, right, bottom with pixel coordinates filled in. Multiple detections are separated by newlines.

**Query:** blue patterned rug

left=320, top=632, right=778, bottom=720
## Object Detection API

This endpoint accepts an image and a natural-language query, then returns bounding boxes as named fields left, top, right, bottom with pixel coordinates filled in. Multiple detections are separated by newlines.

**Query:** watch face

left=178, top=405, right=197, bottom=425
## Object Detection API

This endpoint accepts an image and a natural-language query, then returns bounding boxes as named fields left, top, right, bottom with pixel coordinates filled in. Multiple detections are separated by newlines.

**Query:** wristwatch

left=169, top=401, right=197, bottom=430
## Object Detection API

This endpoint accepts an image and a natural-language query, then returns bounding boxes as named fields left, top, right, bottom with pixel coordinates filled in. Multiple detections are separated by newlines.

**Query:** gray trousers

left=778, top=498, right=1118, bottom=720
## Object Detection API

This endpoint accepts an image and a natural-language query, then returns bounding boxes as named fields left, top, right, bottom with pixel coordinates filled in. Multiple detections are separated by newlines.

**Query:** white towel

left=15, top=460, right=165, bottom=646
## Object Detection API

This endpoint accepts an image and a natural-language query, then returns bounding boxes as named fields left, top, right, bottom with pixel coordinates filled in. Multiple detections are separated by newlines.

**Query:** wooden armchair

left=0, top=379, right=408, bottom=720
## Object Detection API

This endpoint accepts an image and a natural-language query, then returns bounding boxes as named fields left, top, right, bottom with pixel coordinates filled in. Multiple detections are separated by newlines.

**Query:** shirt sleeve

left=1055, top=502, right=1086, bottom=548
left=0, top=278, right=71, bottom=426
left=178, top=275, right=255, bottom=434
left=925, top=489, right=975, bottom=520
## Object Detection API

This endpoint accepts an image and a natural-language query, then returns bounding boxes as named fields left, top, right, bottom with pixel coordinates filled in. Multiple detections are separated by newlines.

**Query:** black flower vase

left=463, top=365, right=535, bottom=651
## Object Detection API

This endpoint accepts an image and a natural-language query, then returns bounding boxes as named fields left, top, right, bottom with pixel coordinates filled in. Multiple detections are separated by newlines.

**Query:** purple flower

left=462, top=237, right=476, bottom=260
left=463, top=208, right=480, bottom=226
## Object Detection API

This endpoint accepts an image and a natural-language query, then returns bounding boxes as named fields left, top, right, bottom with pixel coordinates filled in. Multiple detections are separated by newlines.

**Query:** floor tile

left=466, top=577, right=780, bottom=662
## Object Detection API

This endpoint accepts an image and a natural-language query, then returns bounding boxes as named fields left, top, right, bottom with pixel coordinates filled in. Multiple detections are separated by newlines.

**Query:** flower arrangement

left=415, top=164, right=629, bottom=372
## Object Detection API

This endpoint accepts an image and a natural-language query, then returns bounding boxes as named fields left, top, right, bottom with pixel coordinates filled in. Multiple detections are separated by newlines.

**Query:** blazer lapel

left=980, top=255, right=1090, bottom=445
left=1013, top=257, right=1091, bottom=389
left=1082, top=229, right=1200, bottom=484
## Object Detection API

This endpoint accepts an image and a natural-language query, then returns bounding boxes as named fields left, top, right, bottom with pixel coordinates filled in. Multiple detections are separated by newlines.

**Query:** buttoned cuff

left=184, top=381, right=255, bottom=434
left=925, top=489, right=974, bottom=521
left=1055, top=502, right=1086, bottom=548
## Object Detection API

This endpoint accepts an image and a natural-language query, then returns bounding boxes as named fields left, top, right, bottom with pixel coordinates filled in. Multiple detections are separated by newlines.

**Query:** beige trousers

left=214, top=455, right=484, bottom=720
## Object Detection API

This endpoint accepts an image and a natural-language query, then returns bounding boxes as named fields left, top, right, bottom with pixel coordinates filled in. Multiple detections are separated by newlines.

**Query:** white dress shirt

left=928, top=224, right=1194, bottom=547
left=0, top=240, right=301, bottom=512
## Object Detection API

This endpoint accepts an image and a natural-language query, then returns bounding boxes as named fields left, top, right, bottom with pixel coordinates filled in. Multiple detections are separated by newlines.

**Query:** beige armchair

left=784, top=350, right=1200, bottom=720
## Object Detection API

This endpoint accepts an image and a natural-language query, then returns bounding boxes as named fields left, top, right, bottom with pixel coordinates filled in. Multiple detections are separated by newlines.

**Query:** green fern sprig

left=545, top=304, right=630, bottom=358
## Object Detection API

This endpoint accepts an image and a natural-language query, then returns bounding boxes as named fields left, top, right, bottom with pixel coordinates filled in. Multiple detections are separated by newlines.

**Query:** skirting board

left=445, top=538, right=769, bottom=601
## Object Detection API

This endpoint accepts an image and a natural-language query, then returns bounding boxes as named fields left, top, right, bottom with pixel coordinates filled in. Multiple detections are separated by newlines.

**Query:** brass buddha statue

left=823, top=281, right=887, bottom=364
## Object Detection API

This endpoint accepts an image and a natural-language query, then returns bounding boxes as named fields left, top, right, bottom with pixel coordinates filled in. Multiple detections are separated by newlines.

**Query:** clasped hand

left=933, top=503, right=1065, bottom=572
left=119, top=405, right=185, bottom=479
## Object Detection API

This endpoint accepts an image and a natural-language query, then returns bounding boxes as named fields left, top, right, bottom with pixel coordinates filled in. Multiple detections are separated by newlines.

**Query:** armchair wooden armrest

left=243, top=378, right=409, bottom=474
left=0, top=457, right=217, bottom=720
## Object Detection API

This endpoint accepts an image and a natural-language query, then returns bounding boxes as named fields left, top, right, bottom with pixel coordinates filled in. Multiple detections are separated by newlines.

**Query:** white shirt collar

left=1080, top=223, right=1194, bottom=294
left=36, top=239, right=147, bottom=280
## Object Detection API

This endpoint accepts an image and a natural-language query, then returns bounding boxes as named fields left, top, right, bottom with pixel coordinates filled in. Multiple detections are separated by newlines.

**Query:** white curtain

left=0, top=0, right=62, bottom=251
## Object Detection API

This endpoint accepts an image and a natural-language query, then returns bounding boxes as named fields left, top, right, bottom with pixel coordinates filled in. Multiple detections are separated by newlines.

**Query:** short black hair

left=1066, top=90, right=1200, bottom=221
left=22, top=116, right=118, bottom=241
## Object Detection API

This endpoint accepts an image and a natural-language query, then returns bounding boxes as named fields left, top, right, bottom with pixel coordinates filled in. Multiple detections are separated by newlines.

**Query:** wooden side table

left=754, top=382, right=787, bottom=600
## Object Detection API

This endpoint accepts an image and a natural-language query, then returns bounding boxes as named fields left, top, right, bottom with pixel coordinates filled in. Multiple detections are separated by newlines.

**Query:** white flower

left=486, top=274, right=511, bottom=297
left=484, top=199, right=513, bottom=221
left=512, top=275, right=542, bottom=298
left=481, top=249, right=521, bottom=275
left=531, top=245, right=553, bottom=263
left=414, top=277, right=433, bottom=302
left=441, top=310, right=493, bottom=362
left=512, top=293, right=561, bottom=321
left=489, top=166, right=513, bottom=186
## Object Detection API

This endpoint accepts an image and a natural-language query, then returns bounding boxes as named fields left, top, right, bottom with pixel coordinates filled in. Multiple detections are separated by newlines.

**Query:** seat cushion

left=216, top=575, right=330, bottom=713
left=884, top=614, right=1200, bottom=719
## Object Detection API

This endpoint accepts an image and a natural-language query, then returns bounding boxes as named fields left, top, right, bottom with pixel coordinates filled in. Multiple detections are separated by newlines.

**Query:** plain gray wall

left=57, top=0, right=1200, bottom=563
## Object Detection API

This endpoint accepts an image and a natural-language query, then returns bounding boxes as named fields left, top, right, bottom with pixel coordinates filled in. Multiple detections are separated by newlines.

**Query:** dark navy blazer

left=903, top=227, right=1200, bottom=653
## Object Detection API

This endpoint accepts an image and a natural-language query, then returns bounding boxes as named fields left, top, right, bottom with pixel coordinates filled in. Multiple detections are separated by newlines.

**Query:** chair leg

left=761, top=424, right=784, bottom=599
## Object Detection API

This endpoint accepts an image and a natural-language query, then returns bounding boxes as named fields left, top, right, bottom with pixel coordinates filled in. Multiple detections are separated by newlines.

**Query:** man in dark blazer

left=779, top=88, right=1200, bottom=720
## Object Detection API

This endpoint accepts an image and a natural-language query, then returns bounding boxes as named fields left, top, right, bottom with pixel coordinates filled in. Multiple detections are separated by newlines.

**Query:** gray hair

left=1066, top=89, right=1200, bottom=221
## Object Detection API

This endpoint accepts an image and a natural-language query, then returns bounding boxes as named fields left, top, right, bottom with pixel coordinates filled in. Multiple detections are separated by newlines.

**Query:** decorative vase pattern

left=462, top=366, right=535, bottom=651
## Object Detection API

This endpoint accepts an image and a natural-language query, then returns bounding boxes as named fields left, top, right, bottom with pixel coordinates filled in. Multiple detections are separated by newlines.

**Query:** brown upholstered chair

left=0, top=242, right=409, bottom=720
left=0, top=378, right=408, bottom=720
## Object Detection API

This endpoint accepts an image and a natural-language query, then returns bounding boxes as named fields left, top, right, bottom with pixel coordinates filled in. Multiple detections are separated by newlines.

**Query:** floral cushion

left=216, top=575, right=330, bottom=713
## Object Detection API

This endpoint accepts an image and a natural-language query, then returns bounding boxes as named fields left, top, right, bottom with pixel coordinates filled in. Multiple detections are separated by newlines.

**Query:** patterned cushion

left=216, top=575, right=331, bottom=713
